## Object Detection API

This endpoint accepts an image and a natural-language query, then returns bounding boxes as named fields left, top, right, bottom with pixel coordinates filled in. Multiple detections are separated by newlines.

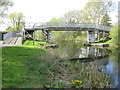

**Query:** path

left=0, top=32, right=23, bottom=48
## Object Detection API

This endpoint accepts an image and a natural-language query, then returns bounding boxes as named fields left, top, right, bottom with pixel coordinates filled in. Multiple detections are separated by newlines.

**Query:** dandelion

left=76, top=86, right=79, bottom=88
left=71, top=80, right=82, bottom=83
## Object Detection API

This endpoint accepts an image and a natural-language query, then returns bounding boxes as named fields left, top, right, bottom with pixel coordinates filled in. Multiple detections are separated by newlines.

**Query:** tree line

left=0, top=0, right=118, bottom=47
left=0, top=0, right=25, bottom=31
left=47, top=0, right=114, bottom=43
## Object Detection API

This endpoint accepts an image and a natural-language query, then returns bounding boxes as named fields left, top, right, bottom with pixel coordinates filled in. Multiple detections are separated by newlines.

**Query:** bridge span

left=24, top=22, right=111, bottom=43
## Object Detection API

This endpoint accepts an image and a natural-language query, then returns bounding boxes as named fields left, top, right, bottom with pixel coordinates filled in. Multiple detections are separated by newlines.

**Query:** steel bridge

left=24, top=22, right=111, bottom=43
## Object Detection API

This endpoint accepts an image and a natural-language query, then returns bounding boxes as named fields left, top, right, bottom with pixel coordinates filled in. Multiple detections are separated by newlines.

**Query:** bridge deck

left=24, top=23, right=111, bottom=32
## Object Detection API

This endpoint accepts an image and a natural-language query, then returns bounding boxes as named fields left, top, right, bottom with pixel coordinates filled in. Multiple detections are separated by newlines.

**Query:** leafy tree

left=9, top=12, right=25, bottom=30
left=49, top=17, right=62, bottom=23
left=0, top=0, right=13, bottom=23
left=101, top=12, right=111, bottom=26
left=78, top=10, right=91, bottom=23
left=62, top=10, right=80, bottom=23
left=84, top=0, right=113, bottom=24
left=110, top=23, right=119, bottom=47
left=45, top=0, right=115, bottom=43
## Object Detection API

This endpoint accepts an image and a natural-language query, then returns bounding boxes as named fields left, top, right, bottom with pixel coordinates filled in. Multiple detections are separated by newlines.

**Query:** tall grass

left=2, top=40, right=112, bottom=88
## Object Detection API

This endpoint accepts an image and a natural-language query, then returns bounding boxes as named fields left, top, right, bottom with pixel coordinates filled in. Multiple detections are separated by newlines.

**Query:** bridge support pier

left=33, top=30, right=36, bottom=40
left=102, top=31, right=105, bottom=42
left=46, top=30, right=52, bottom=43
left=97, top=31, right=100, bottom=42
left=87, top=47, right=95, bottom=58
left=88, top=31, right=95, bottom=43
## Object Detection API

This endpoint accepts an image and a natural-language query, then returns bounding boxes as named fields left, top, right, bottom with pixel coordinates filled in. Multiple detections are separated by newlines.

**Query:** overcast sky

left=8, top=0, right=88, bottom=23
left=6, top=0, right=118, bottom=24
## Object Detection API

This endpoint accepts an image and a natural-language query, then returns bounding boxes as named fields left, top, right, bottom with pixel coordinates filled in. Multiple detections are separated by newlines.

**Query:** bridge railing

left=24, top=22, right=111, bottom=31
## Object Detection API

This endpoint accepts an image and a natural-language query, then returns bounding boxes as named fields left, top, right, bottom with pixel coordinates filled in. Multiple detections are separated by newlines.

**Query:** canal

left=46, top=41, right=119, bottom=88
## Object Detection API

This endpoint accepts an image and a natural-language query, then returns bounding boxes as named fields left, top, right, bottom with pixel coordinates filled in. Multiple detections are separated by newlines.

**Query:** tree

left=62, top=10, right=80, bottom=23
left=49, top=17, right=62, bottom=23
left=110, top=23, right=119, bottom=47
left=84, top=0, right=113, bottom=24
left=9, top=12, right=25, bottom=30
left=0, top=0, right=13, bottom=23
left=9, top=12, right=17, bottom=28
left=101, top=12, right=111, bottom=26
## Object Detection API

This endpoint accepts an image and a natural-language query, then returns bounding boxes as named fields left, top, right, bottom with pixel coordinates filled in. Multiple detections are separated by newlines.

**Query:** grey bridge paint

left=24, top=22, right=111, bottom=43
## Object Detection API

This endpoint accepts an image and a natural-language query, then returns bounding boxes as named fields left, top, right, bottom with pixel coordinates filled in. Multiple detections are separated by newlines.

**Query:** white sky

left=8, top=0, right=89, bottom=23
left=7, top=0, right=119, bottom=23
left=0, top=0, right=118, bottom=31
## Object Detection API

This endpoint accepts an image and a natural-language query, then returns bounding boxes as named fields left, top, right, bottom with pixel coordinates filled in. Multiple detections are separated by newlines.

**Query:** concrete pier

left=24, top=23, right=110, bottom=43
left=88, top=31, right=95, bottom=43
left=87, top=47, right=95, bottom=58
left=97, top=31, right=100, bottom=42
left=33, top=30, right=36, bottom=40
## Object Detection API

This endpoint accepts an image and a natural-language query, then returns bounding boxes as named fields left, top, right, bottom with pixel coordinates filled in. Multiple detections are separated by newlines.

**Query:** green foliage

left=9, top=12, right=25, bottom=30
left=23, top=40, right=51, bottom=46
left=36, top=30, right=46, bottom=41
left=84, top=0, right=113, bottom=24
left=0, top=0, right=13, bottom=23
left=79, top=10, right=91, bottom=23
left=62, top=10, right=80, bottom=23
left=41, top=1, right=114, bottom=43
left=55, top=80, right=64, bottom=88
left=2, top=41, right=112, bottom=88
left=2, top=46, right=46, bottom=88
left=101, top=13, right=111, bottom=26
left=110, top=23, right=119, bottom=47
left=52, top=31, right=87, bottom=43
left=49, top=17, right=62, bottom=22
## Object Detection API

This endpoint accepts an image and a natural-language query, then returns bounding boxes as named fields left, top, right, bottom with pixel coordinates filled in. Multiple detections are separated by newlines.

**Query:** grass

left=23, top=40, right=51, bottom=46
left=2, top=40, right=112, bottom=88
left=2, top=40, right=54, bottom=88
left=2, top=42, right=48, bottom=88
left=97, top=40, right=111, bottom=44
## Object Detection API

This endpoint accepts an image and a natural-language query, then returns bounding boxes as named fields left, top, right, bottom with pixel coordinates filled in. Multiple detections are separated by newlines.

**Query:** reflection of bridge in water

left=24, top=22, right=111, bottom=43
left=69, top=47, right=110, bottom=63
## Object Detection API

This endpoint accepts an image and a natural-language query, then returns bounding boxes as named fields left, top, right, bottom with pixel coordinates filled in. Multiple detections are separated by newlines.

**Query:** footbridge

left=24, top=22, right=111, bottom=43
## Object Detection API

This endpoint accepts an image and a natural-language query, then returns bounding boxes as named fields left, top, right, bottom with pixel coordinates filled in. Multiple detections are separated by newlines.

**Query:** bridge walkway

left=1, top=33, right=22, bottom=47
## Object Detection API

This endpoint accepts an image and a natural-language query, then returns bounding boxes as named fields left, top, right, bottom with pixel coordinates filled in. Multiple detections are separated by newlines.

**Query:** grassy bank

left=2, top=40, right=112, bottom=88
left=95, top=39, right=111, bottom=44
left=23, top=40, right=51, bottom=46
left=2, top=46, right=46, bottom=87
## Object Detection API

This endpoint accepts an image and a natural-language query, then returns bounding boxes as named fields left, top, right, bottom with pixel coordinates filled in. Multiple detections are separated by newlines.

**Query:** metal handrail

left=24, top=22, right=111, bottom=31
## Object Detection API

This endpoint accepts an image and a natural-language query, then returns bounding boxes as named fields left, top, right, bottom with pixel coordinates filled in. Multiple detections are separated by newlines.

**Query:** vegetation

left=110, top=23, right=119, bottom=47
left=23, top=40, right=51, bottom=46
left=42, top=0, right=114, bottom=43
left=0, top=0, right=13, bottom=23
left=101, top=13, right=111, bottom=26
left=83, top=1, right=113, bottom=24
left=2, top=0, right=118, bottom=89
left=9, top=12, right=25, bottom=30
left=2, top=45, right=46, bottom=88
left=2, top=40, right=112, bottom=88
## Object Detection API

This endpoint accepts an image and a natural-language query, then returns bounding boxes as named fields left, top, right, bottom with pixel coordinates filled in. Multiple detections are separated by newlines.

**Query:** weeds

left=2, top=40, right=112, bottom=88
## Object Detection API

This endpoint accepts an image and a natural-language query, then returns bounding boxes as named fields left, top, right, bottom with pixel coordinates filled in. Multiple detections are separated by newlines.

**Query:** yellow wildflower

left=79, top=80, right=82, bottom=83
left=76, top=86, right=79, bottom=88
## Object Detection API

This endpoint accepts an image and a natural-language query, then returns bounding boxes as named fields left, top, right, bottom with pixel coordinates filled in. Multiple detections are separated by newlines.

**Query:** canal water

left=49, top=41, right=119, bottom=88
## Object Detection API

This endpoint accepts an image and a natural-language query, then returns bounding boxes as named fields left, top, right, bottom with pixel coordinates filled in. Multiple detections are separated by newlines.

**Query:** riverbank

left=2, top=40, right=113, bottom=88
left=84, top=39, right=115, bottom=47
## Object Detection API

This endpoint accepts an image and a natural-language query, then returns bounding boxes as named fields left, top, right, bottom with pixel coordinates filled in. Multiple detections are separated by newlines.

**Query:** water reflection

left=105, top=58, right=120, bottom=88
left=51, top=41, right=119, bottom=88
